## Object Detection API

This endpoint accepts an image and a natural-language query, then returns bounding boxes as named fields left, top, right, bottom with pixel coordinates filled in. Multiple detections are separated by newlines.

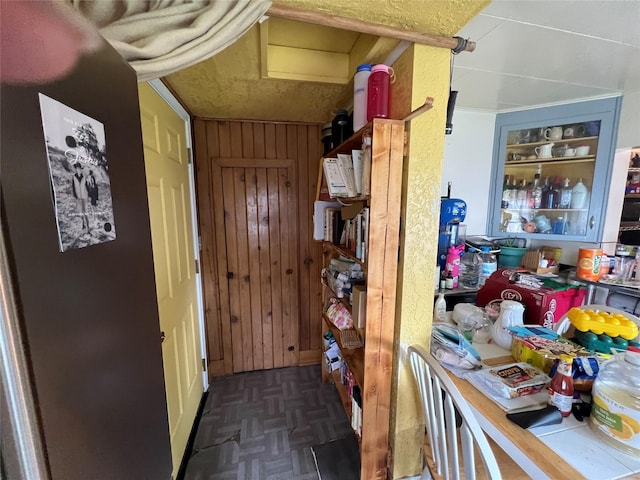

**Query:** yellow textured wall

left=388, top=44, right=450, bottom=478
left=164, top=25, right=351, bottom=122
left=164, top=0, right=488, bottom=123
left=275, top=0, right=487, bottom=35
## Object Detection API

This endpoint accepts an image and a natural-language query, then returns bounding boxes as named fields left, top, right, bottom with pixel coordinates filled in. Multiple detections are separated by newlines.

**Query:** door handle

left=589, top=216, right=595, bottom=229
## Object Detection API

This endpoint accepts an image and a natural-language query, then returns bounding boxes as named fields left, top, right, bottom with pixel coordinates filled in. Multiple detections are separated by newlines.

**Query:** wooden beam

left=265, top=4, right=476, bottom=53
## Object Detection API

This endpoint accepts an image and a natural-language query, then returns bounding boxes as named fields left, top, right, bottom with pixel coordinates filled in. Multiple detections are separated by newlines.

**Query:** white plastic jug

left=492, top=300, right=524, bottom=349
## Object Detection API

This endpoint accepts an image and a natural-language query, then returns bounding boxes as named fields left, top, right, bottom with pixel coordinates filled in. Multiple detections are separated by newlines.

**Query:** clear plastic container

left=479, top=246, right=497, bottom=286
left=589, top=348, right=640, bottom=455
left=459, top=247, right=482, bottom=289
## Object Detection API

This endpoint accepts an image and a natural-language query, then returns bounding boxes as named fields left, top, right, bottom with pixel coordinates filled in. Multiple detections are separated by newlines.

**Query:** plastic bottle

left=501, top=175, right=513, bottom=208
left=444, top=271, right=454, bottom=290
left=590, top=347, right=640, bottom=455
left=478, top=246, right=497, bottom=287
left=541, top=177, right=558, bottom=209
left=552, top=216, right=567, bottom=235
left=459, top=247, right=482, bottom=289
left=532, top=165, right=543, bottom=209
left=366, top=64, right=394, bottom=121
left=559, top=178, right=572, bottom=209
left=353, top=64, right=372, bottom=132
left=570, top=178, right=589, bottom=209
left=433, top=293, right=447, bottom=322
left=445, top=245, right=464, bottom=289
left=516, top=179, right=528, bottom=209
left=548, top=356, right=574, bottom=417
left=600, top=253, right=610, bottom=275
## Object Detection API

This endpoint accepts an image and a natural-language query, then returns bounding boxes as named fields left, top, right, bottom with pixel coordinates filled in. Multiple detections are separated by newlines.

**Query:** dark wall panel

left=1, top=42, right=172, bottom=479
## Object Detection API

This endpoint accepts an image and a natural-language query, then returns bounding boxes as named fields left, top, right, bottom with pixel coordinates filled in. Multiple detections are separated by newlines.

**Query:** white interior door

left=138, top=82, right=204, bottom=477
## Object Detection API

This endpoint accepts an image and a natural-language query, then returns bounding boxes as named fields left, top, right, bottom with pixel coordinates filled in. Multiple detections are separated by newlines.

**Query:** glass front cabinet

left=488, top=97, right=623, bottom=242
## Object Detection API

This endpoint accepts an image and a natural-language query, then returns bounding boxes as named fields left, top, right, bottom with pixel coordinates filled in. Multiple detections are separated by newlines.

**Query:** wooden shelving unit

left=317, top=118, right=405, bottom=480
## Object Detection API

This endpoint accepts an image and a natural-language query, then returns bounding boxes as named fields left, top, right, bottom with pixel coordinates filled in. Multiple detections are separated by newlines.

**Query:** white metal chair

left=408, top=344, right=502, bottom=480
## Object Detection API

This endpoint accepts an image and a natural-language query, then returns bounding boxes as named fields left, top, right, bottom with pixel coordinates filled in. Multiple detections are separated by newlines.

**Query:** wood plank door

left=212, top=157, right=299, bottom=373
left=194, top=120, right=322, bottom=377
left=138, top=83, right=203, bottom=477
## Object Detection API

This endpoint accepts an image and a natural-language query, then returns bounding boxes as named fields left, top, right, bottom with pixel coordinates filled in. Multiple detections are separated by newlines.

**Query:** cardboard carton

left=476, top=269, right=586, bottom=329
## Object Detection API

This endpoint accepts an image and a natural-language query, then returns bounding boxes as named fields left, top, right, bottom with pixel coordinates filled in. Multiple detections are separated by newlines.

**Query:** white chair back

left=408, top=344, right=502, bottom=480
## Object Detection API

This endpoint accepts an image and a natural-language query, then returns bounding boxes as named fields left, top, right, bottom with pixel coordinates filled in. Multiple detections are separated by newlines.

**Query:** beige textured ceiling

left=163, top=0, right=487, bottom=123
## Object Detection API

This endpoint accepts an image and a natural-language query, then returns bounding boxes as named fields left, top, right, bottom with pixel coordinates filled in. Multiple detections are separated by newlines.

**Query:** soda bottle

left=548, top=356, right=574, bottom=417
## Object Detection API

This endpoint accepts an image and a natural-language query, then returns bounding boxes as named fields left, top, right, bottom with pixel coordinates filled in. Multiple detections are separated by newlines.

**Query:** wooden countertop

left=448, top=372, right=586, bottom=479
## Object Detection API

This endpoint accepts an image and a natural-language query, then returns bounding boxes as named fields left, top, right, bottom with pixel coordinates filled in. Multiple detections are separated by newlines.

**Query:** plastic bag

left=430, top=322, right=482, bottom=370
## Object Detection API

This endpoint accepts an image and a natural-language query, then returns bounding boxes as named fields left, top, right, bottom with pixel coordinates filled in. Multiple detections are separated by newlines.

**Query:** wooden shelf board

left=331, top=369, right=353, bottom=417
left=322, top=317, right=365, bottom=388
left=506, top=135, right=598, bottom=148
left=323, top=241, right=366, bottom=269
left=500, top=207, right=587, bottom=212
left=505, top=156, right=595, bottom=166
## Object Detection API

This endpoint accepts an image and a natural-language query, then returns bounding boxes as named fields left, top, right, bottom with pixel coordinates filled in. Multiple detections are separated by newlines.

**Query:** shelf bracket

left=402, top=97, right=434, bottom=124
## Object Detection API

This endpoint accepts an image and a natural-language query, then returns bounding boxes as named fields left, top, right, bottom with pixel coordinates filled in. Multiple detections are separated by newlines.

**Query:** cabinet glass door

left=500, top=122, right=599, bottom=236
left=488, top=98, right=622, bottom=243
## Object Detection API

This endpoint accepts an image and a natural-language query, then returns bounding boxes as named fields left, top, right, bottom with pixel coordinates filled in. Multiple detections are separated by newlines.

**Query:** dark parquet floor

left=182, top=365, right=355, bottom=480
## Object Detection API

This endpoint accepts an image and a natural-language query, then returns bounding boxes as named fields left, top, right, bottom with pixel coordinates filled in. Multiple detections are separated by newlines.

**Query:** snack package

left=511, top=332, right=587, bottom=374
left=471, top=362, right=550, bottom=399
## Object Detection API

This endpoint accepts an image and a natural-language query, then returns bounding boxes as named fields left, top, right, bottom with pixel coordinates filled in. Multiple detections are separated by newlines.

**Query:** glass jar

left=589, top=347, right=640, bottom=455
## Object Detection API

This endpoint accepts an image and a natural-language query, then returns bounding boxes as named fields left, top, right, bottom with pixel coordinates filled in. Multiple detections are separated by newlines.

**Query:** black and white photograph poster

left=38, top=93, right=116, bottom=252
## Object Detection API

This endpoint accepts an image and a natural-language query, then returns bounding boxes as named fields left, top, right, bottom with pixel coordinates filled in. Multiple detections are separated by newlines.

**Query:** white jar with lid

left=590, top=347, right=640, bottom=455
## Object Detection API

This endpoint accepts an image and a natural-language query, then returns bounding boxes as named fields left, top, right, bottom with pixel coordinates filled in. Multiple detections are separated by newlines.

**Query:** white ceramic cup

left=544, top=126, right=563, bottom=140
left=564, top=148, right=576, bottom=157
left=576, top=145, right=590, bottom=156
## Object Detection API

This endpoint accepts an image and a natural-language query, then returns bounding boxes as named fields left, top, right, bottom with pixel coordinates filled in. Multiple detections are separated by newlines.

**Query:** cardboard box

left=522, top=247, right=562, bottom=275
left=475, top=269, right=586, bottom=329
left=352, top=285, right=367, bottom=332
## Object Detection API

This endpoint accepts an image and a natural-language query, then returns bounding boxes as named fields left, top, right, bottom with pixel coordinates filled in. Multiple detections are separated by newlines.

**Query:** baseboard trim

left=299, top=349, right=322, bottom=365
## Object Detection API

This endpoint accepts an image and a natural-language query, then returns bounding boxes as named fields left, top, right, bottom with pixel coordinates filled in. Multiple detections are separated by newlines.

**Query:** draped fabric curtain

left=70, top=0, right=271, bottom=82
